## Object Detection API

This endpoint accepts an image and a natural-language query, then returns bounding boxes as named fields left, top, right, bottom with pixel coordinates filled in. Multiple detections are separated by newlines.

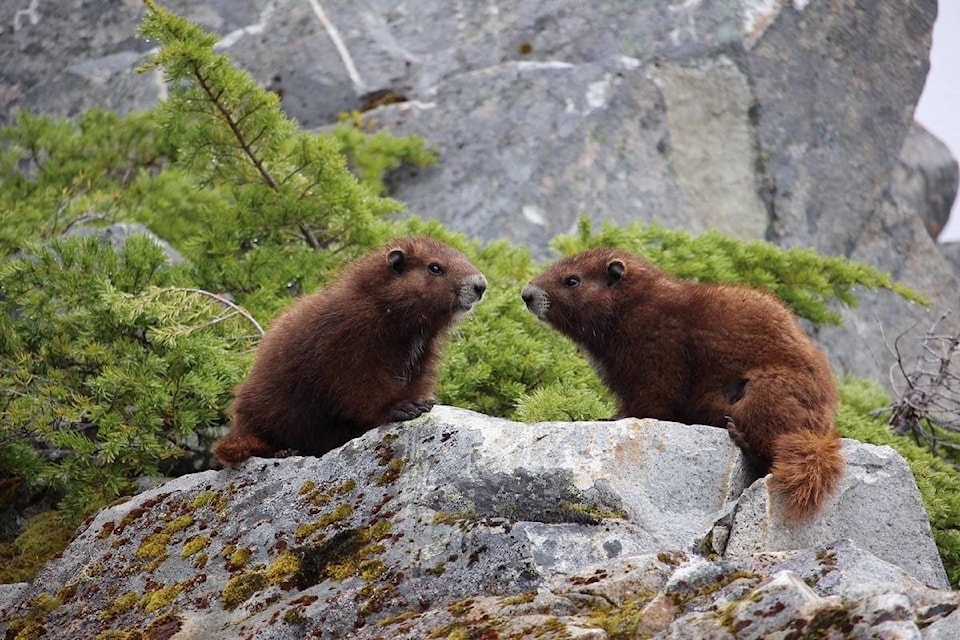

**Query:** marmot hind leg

left=724, top=374, right=843, bottom=520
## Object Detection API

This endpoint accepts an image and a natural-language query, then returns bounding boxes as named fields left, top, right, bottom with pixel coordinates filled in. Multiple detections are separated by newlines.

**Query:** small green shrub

left=0, top=236, right=254, bottom=520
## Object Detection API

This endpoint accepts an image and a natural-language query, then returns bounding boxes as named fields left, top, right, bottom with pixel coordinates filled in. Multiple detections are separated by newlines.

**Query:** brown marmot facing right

left=522, top=247, right=843, bottom=521
left=213, top=237, right=487, bottom=466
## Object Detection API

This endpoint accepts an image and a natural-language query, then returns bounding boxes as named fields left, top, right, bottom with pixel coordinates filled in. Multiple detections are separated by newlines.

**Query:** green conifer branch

left=136, top=0, right=396, bottom=252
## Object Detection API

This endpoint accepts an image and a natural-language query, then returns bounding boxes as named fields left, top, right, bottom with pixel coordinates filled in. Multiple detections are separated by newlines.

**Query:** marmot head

left=364, top=236, right=487, bottom=325
left=522, top=248, right=639, bottom=341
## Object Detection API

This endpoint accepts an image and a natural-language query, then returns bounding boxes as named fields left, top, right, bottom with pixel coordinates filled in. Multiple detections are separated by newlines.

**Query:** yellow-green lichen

left=377, top=610, right=422, bottom=627
left=531, top=617, right=570, bottom=636
left=299, top=478, right=358, bottom=507
left=667, top=570, right=760, bottom=608
left=295, top=520, right=393, bottom=585
left=283, top=608, right=304, bottom=624
left=368, top=519, right=391, bottom=540
left=376, top=458, right=405, bottom=486
left=295, top=521, right=325, bottom=543
left=657, top=551, right=687, bottom=566
left=432, top=510, right=473, bottom=525
left=140, top=581, right=188, bottom=613
left=221, top=572, right=269, bottom=611
left=359, top=559, right=386, bottom=581
left=192, top=552, right=209, bottom=569
left=56, top=584, right=76, bottom=603
left=163, top=515, right=194, bottom=534
left=79, top=562, right=106, bottom=580
left=499, top=591, right=537, bottom=606
left=5, top=591, right=62, bottom=639
left=135, top=532, right=171, bottom=560
left=588, top=593, right=660, bottom=640
left=357, top=582, right=397, bottom=618
left=98, top=592, right=139, bottom=622
left=428, top=622, right=471, bottom=639
left=266, top=551, right=302, bottom=584
left=192, top=491, right=218, bottom=508
left=227, top=546, right=253, bottom=570
left=181, top=535, right=211, bottom=558
left=558, top=500, right=628, bottom=523
left=319, top=503, right=354, bottom=527
left=447, top=598, right=475, bottom=616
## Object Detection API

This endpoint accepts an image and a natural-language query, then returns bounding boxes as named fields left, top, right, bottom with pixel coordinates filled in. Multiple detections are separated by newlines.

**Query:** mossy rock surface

left=1, top=407, right=954, bottom=639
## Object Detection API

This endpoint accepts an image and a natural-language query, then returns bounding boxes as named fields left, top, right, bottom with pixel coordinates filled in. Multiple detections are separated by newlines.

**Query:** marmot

left=213, top=237, right=487, bottom=466
left=521, top=247, right=843, bottom=521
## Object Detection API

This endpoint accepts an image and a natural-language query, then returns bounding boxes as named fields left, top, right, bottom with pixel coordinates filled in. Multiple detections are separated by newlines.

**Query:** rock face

left=894, top=122, right=960, bottom=242
left=0, top=407, right=954, bottom=638
left=2, top=0, right=955, bottom=393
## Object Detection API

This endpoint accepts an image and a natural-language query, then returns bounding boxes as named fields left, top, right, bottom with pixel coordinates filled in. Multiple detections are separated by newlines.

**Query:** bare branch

left=168, top=287, right=265, bottom=337
left=881, top=311, right=960, bottom=454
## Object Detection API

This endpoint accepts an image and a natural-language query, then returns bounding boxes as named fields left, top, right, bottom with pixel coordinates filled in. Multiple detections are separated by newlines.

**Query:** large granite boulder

left=0, top=407, right=953, bottom=638
left=894, top=122, right=960, bottom=242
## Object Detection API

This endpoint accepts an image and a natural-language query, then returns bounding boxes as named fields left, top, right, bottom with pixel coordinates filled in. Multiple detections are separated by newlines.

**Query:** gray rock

left=375, top=56, right=763, bottom=250
left=725, top=440, right=949, bottom=590
left=0, top=0, right=265, bottom=122
left=925, top=606, right=960, bottom=640
left=0, top=407, right=952, bottom=638
left=893, top=122, right=959, bottom=241
left=63, top=222, right=185, bottom=265
left=0, top=583, right=28, bottom=618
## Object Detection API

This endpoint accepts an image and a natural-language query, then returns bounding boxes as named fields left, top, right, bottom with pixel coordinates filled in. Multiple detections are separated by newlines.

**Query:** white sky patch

left=917, top=1, right=960, bottom=241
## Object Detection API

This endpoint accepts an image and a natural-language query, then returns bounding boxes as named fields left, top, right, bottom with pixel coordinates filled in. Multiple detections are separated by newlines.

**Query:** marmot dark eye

left=563, top=276, right=580, bottom=288
left=428, top=263, right=444, bottom=275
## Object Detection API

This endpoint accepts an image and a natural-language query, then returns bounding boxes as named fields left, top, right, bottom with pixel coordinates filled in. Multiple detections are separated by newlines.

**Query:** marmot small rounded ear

left=388, top=249, right=406, bottom=274
left=607, top=260, right=626, bottom=286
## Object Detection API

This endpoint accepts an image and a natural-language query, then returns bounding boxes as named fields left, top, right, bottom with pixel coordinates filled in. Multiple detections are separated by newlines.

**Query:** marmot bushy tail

left=213, top=237, right=486, bottom=466
left=522, top=247, right=844, bottom=521
left=770, top=430, right=845, bottom=521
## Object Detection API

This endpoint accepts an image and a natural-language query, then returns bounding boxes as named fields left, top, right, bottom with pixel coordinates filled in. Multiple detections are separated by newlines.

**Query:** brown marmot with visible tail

left=213, top=237, right=487, bottom=466
left=522, top=247, right=843, bottom=521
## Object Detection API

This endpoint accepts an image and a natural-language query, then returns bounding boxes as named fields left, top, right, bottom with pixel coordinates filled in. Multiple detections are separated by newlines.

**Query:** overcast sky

left=915, top=2, right=960, bottom=242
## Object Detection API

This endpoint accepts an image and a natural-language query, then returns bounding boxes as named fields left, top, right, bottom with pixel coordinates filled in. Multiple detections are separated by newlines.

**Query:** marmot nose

left=521, top=284, right=534, bottom=307
left=467, top=274, right=487, bottom=300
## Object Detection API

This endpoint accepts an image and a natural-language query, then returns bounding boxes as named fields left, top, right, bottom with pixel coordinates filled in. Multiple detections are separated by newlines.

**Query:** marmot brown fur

left=213, top=237, right=487, bottom=466
left=522, top=247, right=844, bottom=521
